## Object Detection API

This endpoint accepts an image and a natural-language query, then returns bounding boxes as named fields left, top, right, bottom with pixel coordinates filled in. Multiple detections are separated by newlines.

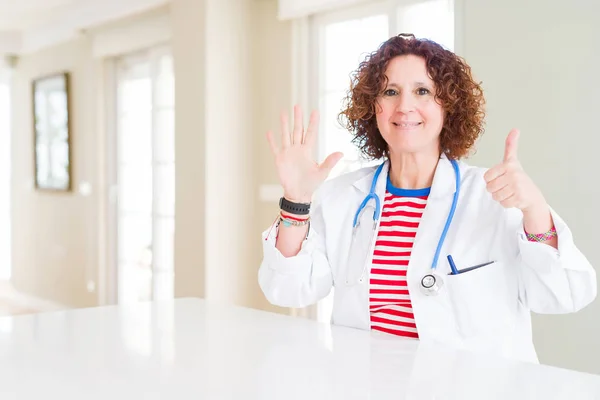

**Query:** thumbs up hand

left=483, top=129, right=547, bottom=212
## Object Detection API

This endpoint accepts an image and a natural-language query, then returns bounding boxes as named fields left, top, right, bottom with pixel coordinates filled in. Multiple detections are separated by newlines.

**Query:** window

left=313, top=0, right=454, bottom=178
left=316, top=13, right=389, bottom=178
left=310, top=0, right=454, bottom=323
left=111, top=46, right=175, bottom=304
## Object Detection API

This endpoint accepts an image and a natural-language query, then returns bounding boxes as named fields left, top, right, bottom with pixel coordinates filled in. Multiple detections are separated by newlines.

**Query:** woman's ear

left=373, top=100, right=383, bottom=115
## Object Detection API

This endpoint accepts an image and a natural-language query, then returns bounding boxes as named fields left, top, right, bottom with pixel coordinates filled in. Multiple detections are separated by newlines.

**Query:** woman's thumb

left=319, top=152, right=343, bottom=174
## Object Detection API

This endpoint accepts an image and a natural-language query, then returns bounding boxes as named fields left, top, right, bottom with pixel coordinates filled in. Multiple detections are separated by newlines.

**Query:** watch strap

left=279, top=197, right=311, bottom=215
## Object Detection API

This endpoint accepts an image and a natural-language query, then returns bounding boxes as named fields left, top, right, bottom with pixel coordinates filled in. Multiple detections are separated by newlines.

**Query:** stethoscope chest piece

left=420, top=273, right=444, bottom=296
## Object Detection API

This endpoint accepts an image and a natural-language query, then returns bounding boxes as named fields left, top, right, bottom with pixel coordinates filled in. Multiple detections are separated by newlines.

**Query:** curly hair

left=338, top=34, right=485, bottom=160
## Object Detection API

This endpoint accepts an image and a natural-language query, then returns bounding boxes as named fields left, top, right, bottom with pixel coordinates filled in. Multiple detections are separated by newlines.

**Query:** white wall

left=278, top=0, right=369, bottom=18
left=7, top=0, right=287, bottom=311
left=250, top=0, right=295, bottom=313
left=0, top=65, right=12, bottom=280
left=9, top=6, right=177, bottom=308
left=170, top=0, right=207, bottom=299
left=171, top=0, right=272, bottom=308
left=460, top=0, right=600, bottom=374
left=11, top=37, right=100, bottom=307
left=204, top=0, right=255, bottom=305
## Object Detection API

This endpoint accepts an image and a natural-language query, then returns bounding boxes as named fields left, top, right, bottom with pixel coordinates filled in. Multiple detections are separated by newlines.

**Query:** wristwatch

left=279, top=197, right=311, bottom=215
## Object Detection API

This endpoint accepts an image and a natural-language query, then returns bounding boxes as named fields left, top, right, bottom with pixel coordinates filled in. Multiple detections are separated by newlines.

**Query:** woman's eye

left=417, top=87, right=431, bottom=95
left=383, top=89, right=397, bottom=96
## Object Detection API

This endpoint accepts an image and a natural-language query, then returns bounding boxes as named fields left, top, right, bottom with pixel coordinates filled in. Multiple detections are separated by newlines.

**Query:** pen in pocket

left=447, top=255, right=495, bottom=275
left=447, top=255, right=459, bottom=275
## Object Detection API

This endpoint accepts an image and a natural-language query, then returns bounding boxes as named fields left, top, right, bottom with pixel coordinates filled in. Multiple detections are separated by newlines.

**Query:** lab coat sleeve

left=258, top=193, right=333, bottom=308
left=512, top=207, right=597, bottom=314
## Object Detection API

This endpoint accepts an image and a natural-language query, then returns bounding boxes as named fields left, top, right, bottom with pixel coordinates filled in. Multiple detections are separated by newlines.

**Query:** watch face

left=421, top=275, right=436, bottom=288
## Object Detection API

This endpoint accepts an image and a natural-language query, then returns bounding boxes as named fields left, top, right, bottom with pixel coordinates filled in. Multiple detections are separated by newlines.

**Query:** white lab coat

left=258, top=154, right=597, bottom=363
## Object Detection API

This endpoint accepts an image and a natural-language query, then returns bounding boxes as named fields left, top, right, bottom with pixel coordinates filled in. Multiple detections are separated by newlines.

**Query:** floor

left=0, top=300, right=35, bottom=316
left=0, top=281, right=41, bottom=317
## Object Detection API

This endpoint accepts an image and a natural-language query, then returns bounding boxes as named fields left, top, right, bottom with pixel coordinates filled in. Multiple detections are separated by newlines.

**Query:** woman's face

left=375, top=54, right=444, bottom=157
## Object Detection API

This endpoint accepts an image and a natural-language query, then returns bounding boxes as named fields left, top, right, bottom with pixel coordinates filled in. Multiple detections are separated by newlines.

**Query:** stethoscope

left=351, top=158, right=461, bottom=296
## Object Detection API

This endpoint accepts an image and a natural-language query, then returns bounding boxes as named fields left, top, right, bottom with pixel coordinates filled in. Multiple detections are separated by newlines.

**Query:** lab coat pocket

left=445, top=261, right=518, bottom=338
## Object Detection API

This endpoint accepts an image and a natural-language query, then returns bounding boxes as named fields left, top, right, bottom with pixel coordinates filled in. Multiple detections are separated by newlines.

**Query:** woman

left=258, top=34, right=596, bottom=363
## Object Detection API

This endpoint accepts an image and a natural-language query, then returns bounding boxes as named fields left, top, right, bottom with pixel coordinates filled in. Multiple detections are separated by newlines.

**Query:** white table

left=0, top=298, right=599, bottom=399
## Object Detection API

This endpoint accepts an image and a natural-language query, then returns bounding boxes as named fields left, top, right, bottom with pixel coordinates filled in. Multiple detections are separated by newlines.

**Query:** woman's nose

left=396, top=92, right=416, bottom=113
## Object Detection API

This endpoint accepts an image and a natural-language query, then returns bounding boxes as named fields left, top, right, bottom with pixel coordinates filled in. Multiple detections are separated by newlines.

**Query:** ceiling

left=0, top=0, right=169, bottom=55
left=0, top=0, right=77, bottom=31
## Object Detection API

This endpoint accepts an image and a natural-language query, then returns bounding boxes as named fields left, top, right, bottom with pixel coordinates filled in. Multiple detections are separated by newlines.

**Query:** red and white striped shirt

left=369, top=184, right=430, bottom=339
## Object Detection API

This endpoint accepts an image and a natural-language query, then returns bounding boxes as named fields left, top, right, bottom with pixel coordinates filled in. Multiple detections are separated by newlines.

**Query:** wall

left=160, top=0, right=295, bottom=312
left=250, top=0, right=295, bottom=313
left=9, top=7, right=175, bottom=308
left=170, top=0, right=207, bottom=299
left=11, top=37, right=100, bottom=307
left=204, top=0, right=255, bottom=305
left=8, top=0, right=285, bottom=311
left=460, top=0, right=600, bottom=374
left=0, top=63, right=13, bottom=281
left=178, top=0, right=293, bottom=310
left=171, top=0, right=269, bottom=307
left=278, top=0, right=369, bottom=18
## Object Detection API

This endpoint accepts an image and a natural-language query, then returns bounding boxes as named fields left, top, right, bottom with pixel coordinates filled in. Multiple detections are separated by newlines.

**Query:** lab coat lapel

left=346, top=161, right=388, bottom=284
left=408, top=155, right=459, bottom=281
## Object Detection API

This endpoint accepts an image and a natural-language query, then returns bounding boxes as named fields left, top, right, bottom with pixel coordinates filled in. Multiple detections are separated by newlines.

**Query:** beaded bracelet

left=525, top=226, right=557, bottom=242
left=264, top=212, right=311, bottom=241
left=278, top=212, right=310, bottom=227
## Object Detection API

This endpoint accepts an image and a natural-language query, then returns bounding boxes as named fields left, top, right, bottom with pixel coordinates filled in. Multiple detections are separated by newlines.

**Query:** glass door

left=113, top=46, right=175, bottom=304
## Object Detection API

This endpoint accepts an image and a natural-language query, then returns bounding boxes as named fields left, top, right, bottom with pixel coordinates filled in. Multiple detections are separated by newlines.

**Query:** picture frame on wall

left=32, top=71, right=72, bottom=192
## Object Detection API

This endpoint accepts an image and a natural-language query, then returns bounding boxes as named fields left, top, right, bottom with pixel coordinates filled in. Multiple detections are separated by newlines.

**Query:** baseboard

left=0, top=281, right=70, bottom=313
